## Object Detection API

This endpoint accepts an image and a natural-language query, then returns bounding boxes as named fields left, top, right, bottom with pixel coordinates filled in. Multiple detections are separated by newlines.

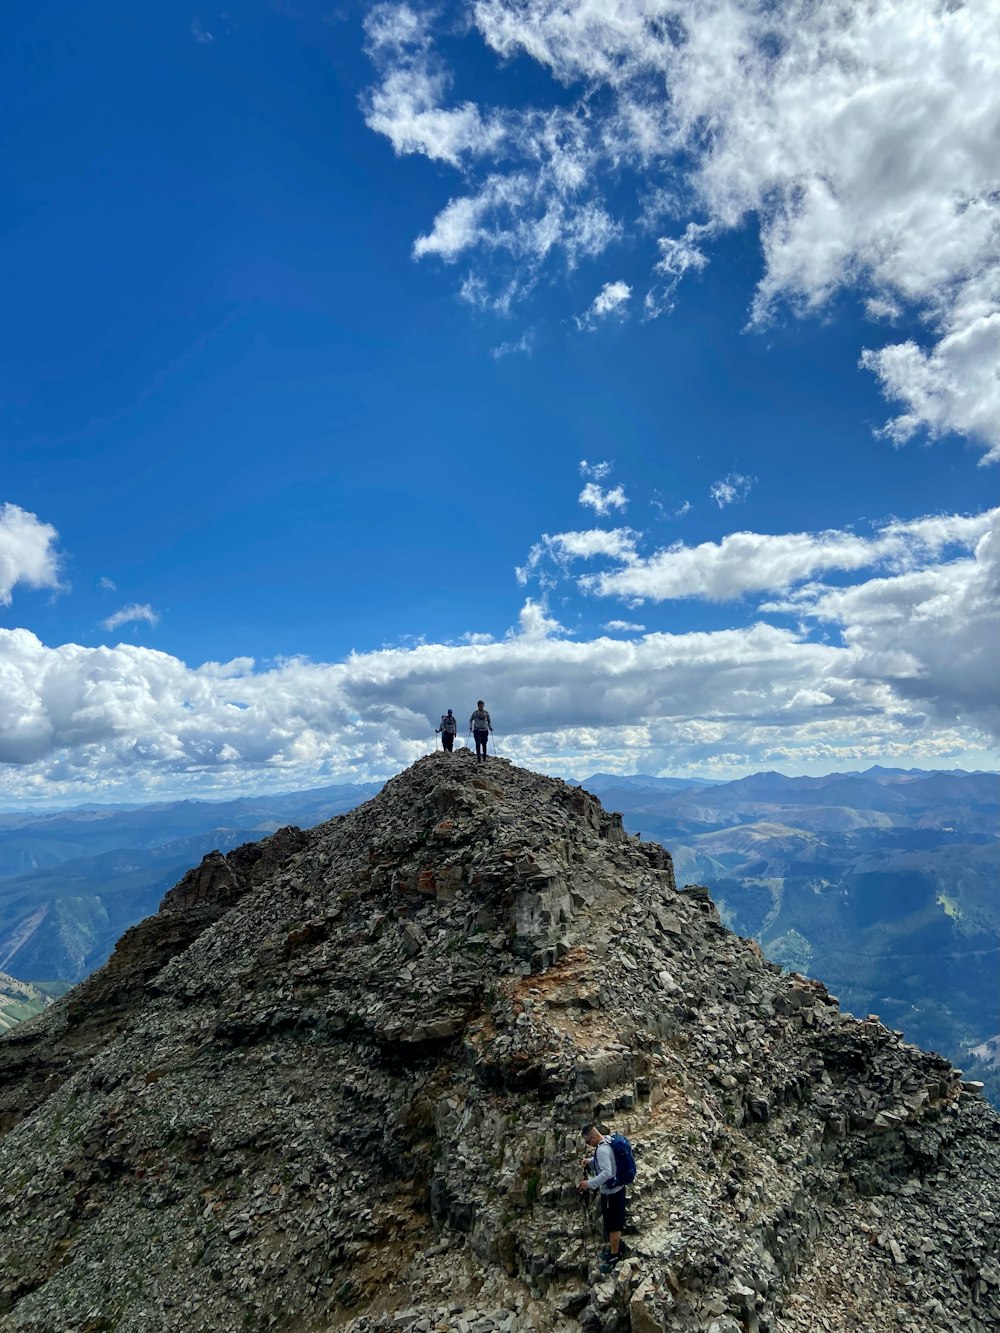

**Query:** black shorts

left=600, top=1189, right=626, bottom=1235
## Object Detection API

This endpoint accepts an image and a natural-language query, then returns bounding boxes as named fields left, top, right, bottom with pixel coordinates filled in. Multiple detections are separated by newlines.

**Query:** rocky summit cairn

left=0, top=754, right=997, bottom=1333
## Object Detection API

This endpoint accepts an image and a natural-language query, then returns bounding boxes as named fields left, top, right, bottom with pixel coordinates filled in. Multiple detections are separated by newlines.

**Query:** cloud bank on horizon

left=365, top=0, right=1000, bottom=462
left=0, top=503, right=996, bottom=802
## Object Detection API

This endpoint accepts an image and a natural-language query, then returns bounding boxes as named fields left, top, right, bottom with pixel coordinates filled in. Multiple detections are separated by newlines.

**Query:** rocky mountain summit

left=0, top=752, right=997, bottom=1333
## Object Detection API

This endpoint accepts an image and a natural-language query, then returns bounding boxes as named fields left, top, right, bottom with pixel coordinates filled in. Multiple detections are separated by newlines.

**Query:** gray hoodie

left=585, top=1137, right=623, bottom=1195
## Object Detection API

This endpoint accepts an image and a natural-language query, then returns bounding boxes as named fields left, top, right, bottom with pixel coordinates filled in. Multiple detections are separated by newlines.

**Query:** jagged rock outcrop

left=0, top=753, right=997, bottom=1333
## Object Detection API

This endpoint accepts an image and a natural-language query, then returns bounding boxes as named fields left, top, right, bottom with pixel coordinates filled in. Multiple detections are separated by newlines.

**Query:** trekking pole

left=491, top=732, right=500, bottom=757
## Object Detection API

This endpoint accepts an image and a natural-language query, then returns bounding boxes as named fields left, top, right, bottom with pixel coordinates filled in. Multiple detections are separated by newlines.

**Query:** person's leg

left=607, top=1189, right=626, bottom=1257
left=443, top=732, right=454, bottom=751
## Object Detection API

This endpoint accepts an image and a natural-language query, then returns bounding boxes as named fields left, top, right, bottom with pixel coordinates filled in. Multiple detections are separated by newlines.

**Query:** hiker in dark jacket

left=469, top=701, right=492, bottom=762
left=578, top=1124, right=631, bottom=1273
left=436, top=709, right=458, bottom=752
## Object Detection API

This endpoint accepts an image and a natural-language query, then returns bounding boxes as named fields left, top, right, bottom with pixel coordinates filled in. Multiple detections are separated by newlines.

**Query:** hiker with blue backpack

left=578, top=1124, right=636, bottom=1274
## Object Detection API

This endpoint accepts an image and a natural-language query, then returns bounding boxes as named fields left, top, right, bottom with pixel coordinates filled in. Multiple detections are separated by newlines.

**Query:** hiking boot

left=599, top=1252, right=623, bottom=1275
left=601, top=1242, right=630, bottom=1260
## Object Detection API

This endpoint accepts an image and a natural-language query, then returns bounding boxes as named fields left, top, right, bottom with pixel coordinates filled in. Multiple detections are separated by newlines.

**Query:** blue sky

left=1, top=0, right=998, bottom=804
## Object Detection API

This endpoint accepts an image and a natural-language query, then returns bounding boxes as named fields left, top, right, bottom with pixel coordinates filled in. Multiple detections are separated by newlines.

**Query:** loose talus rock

left=0, top=750, right=996, bottom=1333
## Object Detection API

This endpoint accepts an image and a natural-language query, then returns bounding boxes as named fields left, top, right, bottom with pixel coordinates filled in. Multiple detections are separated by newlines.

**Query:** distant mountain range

left=1, top=763, right=996, bottom=1104
left=0, top=970, right=62, bottom=1032
left=0, top=782, right=381, bottom=983
left=583, top=766, right=1000, bottom=1105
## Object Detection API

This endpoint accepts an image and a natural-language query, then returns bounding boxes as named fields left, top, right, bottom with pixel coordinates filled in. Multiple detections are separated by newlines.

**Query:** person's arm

left=586, top=1141, right=615, bottom=1191
left=486, top=711, right=493, bottom=731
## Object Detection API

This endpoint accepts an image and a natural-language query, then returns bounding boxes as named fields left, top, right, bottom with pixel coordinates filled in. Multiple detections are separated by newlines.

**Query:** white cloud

left=581, top=509, right=995, bottom=603
left=491, top=331, right=534, bottom=358
left=512, top=597, right=566, bottom=641
left=578, top=279, right=632, bottom=329
left=644, top=225, right=712, bottom=318
left=516, top=527, right=639, bottom=586
left=363, top=4, right=507, bottom=168
left=2, top=596, right=993, bottom=803
left=1, top=510, right=997, bottom=802
left=709, top=473, right=754, bottom=508
left=0, top=505, right=62, bottom=607
left=191, top=19, right=214, bottom=44
left=579, top=482, right=628, bottom=515
left=579, top=460, right=612, bottom=481
left=363, top=0, right=1000, bottom=460
left=98, top=576, right=117, bottom=592
left=101, top=604, right=160, bottom=633
left=412, top=174, right=620, bottom=266
left=865, top=297, right=901, bottom=323
left=861, top=308, right=1000, bottom=464
left=762, top=513, right=1000, bottom=739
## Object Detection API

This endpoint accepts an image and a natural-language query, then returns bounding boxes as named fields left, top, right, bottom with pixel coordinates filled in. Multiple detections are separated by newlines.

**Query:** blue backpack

left=609, top=1132, right=637, bottom=1186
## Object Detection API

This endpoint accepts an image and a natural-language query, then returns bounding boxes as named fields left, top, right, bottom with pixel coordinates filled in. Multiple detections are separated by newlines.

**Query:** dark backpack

left=609, top=1132, right=637, bottom=1186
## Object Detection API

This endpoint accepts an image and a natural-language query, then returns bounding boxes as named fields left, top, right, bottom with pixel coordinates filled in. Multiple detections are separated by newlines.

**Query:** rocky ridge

left=0, top=751, right=997, bottom=1333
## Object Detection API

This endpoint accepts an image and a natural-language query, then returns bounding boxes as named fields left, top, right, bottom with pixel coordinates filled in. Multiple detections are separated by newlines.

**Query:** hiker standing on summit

left=436, top=709, right=458, bottom=752
left=578, top=1124, right=633, bottom=1274
left=469, top=700, right=492, bottom=763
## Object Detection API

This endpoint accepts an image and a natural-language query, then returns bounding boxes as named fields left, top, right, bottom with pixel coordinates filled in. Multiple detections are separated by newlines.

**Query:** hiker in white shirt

left=469, top=701, right=492, bottom=763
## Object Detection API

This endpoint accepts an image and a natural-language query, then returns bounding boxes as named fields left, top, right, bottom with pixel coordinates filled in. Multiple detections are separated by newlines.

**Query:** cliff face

left=0, top=752, right=997, bottom=1333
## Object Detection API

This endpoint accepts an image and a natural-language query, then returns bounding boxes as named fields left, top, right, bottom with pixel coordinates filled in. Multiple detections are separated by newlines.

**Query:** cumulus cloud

left=513, top=597, right=566, bottom=641
left=762, top=512, right=1000, bottom=739
left=2, top=586, right=993, bottom=803
left=2, top=509, right=998, bottom=800
left=583, top=509, right=996, bottom=604
left=0, top=505, right=62, bottom=607
left=579, top=482, right=628, bottom=515
left=102, top=604, right=160, bottom=633
left=710, top=473, right=754, bottom=508
left=363, top=0, right=1000, bottom=460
